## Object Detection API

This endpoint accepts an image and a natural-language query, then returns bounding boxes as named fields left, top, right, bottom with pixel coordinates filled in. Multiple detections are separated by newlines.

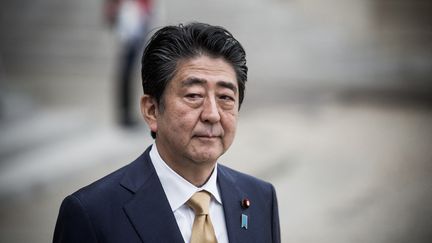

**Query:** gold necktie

left=187, top=191, right=218, bottom=243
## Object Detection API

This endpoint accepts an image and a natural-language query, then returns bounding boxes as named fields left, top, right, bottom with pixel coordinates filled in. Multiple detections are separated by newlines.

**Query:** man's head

left=141, top=22, right=247, bottom=116
left=140, top=23, right=247, bottom=180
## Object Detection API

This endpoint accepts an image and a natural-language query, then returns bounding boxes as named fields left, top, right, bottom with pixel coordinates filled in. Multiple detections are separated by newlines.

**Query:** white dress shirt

left=150, top=144, right=229, bottom=243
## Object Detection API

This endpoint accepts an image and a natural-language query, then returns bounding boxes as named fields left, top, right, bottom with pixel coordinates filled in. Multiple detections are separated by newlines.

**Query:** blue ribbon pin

left=241, top=214, right=248, bottom=229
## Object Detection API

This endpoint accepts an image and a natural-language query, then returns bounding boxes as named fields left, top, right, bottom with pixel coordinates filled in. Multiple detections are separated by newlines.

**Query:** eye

left=185, top=93, right=203, bottom=100
left=219, top=95, right=235, bottom=102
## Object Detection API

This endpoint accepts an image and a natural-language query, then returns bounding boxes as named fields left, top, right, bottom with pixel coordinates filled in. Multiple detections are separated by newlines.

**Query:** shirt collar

left=149, top=143, right=222, bottom=212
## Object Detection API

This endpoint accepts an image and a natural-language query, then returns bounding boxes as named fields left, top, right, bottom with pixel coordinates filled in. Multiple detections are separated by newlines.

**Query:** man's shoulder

left=218, top=163, right=275, bottom=192
left=70, top=162, right=130, bottom=205
left=68, top=149, right=151, bottom=208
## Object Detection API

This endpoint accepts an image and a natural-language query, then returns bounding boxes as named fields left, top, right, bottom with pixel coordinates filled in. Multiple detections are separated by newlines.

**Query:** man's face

left=154, top=55, right=239, bottom=167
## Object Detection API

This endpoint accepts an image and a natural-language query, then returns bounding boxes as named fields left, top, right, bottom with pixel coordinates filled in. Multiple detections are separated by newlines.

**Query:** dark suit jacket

left=53, top=146, right=280, bottom=243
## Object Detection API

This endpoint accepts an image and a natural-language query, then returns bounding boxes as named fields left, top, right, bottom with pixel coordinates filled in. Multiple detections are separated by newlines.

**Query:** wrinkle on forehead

left=181, top=77, right=238, bottom=94
left=174, top=55, right=237, bottom=86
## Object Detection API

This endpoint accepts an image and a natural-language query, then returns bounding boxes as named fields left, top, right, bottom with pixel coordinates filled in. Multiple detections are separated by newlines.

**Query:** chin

left=190, top=141, right=225, bottom=159
left=191, top=149, right=223, bottom=164
left=193, top=154, right=218, bottom=164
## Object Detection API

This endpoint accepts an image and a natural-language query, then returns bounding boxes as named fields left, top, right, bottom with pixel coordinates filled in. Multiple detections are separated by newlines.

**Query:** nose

left=200, top=96, right=221, bottom=123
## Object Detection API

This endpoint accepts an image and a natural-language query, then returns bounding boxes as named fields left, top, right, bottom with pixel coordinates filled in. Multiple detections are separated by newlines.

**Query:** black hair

left=141, top=22, right=248, bottom=138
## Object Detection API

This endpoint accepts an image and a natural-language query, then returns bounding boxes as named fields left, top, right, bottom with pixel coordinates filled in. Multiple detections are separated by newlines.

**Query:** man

left=53, top=22, right=280, bottom=243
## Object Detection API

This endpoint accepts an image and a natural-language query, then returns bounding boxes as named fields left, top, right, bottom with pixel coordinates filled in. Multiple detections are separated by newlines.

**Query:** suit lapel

left=121, top=147, right=184, bottom=243
left=218, top=165, right=248, bottom=243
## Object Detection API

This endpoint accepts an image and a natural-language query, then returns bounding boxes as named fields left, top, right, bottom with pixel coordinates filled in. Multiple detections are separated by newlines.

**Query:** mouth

left=195, top=135, right=219, bottom=138
left=193, top=134, right=221, bottom=141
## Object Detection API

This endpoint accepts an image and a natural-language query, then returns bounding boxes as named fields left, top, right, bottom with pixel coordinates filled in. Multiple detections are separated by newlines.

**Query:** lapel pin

left=241, top=214, right=248, bottom=229
left=241, top=198, right=250, bottom=209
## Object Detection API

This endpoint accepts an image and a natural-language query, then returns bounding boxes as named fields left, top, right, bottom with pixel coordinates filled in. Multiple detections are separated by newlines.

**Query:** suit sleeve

left=271, top=185, right=281, bottom=243
left=53, top=195, right=98, bottom=243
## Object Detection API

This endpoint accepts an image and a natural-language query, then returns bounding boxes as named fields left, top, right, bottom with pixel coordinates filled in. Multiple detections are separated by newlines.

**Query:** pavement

left=1, top=0, right=432, bottom=243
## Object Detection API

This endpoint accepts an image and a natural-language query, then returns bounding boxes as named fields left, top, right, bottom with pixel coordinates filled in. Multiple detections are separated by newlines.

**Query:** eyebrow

left=218, top=81, right=237, bottom=94
left=181, top=77, right=238, bottom=93
left=181, top=77, right=206, bottom=87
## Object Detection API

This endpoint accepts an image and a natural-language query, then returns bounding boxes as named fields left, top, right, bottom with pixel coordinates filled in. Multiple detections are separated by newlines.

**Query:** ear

left=140, top=95, right=158, bottom=134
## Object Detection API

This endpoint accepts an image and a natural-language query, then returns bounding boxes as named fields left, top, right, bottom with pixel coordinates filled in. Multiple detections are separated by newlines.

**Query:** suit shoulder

left=70, top=164, right=126, bottom=202
left=69, top=152, right=147, bottom=207
left=218, top=164, right=274, bottom=191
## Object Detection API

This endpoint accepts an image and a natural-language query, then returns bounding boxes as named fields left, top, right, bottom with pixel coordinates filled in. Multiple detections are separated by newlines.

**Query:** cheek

left=222, top=112, right=238, bottom=135
left=167, top=106, right=199, bottom=132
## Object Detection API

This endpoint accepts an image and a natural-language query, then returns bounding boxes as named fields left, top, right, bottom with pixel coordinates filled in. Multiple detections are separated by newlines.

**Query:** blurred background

left=1, top=0, right=432, bottom=242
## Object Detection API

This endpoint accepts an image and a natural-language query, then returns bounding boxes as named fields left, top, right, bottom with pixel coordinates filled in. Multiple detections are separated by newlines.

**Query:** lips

left=193, top=126, right=223, bottom=138
left=194, top=134, right=221, bottom=138
left=193, top=131, right=222, bottom=139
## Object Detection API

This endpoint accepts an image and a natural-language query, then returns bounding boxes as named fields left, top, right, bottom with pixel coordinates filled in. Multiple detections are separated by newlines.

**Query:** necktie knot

left=187, top=190, right=217, bottom=243
left=187, top=191, right=211, bottom=215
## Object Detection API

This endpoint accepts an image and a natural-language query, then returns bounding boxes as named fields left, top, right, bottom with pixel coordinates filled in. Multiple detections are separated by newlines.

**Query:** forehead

left=172, top=55, right=237, bottom=87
